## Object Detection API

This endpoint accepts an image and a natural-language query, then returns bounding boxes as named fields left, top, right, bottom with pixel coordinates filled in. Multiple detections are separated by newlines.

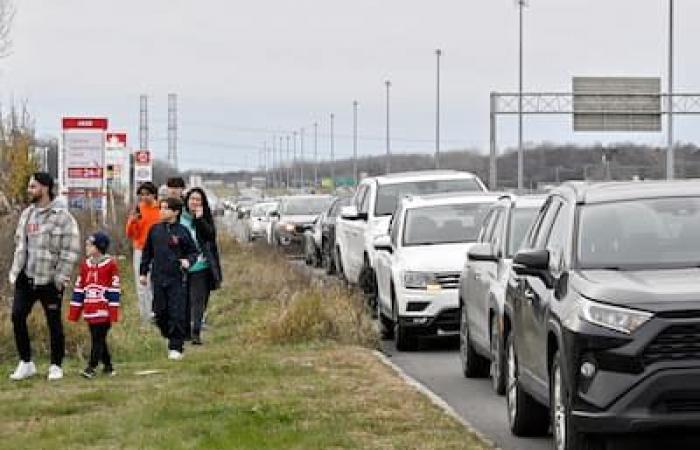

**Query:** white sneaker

left=47, top=364, right=63, bottom=381
left=168, top=350, right=184, bottom=361
left=9, top=361, right=36, bottom=381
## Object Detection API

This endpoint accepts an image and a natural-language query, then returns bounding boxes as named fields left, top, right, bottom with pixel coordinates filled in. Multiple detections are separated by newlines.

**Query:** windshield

left=403, top=203, right=490, bottom=246
left=577, top=197, right=700, bottom=269
left=507, top=208, right=538, bottom=257
left=281, top=197, right=333, bottom=216
left=251, top=203, right=277, bottom=217
left=375, top=179, right=484, bottom=216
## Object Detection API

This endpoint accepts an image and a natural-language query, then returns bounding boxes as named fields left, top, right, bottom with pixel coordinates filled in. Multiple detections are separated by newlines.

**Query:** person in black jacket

left=181, top=188, right=222, bottom=345
left=139, top=197, right=198, bottom=360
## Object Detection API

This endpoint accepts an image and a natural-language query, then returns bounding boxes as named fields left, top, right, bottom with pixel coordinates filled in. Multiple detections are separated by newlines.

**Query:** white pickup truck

left=334, top=170, right=487, bottom=307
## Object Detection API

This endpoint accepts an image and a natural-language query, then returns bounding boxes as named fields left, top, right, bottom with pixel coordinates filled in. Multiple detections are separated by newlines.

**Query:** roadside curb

left=373, top=350, right=502, bottom=450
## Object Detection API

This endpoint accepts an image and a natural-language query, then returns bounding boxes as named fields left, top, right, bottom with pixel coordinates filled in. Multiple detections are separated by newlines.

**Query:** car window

left=374, top=178, right=484, bottom=216
left=354, top=185, right=368, bottom=210
left=402, top=203, right=490, bottom=246
left=545, top=200, right=570, bottom=272
left=507, top=207, right=539, bottom=257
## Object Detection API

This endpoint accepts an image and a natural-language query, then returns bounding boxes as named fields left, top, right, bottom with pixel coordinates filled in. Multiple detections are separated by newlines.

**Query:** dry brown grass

left=218, top=238, right=378, bottom=349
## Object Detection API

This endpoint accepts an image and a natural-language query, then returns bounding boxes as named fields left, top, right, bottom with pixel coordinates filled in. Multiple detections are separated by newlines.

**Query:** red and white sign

left=63, top=117, right=107, bottom=190
left=106, top=132, right=127, bottom=147
left=134, top=149, right=152, bottom=183
left=62, top=117, right=108, bottom=130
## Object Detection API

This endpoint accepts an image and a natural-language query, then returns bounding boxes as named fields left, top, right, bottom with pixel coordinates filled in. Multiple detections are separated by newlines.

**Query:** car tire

left=323, top=244, right=336, bottom=275
left=506, top=333, right=550, bottom=437
left=335, top=246, right=346, bottom=282
left=490, top=314, right=506, bottom=395
left=460, top=306, right=489, bottom=378
left=551, top=351, right=605, bottom=450
left=393, top=296, right=416, bottom=351
left=359, top=259, right=378, bottom=315
left=378, top=298, right=394, bottom=340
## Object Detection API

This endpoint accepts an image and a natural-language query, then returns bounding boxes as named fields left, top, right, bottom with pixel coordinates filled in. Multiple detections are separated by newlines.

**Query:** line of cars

left=235, top=172, right=700, bottom=449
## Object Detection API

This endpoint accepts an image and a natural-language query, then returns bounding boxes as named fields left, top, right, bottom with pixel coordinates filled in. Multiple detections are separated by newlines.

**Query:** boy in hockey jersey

left=68, top=232, right=120, bottom=378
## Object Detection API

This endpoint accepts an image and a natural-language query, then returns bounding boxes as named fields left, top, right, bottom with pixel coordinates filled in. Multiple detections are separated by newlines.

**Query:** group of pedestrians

left=8, top=173, right=222, bottom=381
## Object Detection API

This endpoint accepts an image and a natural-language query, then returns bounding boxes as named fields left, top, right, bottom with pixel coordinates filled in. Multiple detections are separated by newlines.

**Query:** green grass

left=0, top=240, right=491, bottom=450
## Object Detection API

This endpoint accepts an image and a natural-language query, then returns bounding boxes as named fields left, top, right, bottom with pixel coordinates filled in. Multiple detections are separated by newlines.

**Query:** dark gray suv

left=504, top=181, right=700, bottom=450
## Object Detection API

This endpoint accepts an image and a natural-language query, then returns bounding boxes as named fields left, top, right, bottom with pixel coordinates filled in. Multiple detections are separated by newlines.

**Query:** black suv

left=504, top=181, right=700, bottom=450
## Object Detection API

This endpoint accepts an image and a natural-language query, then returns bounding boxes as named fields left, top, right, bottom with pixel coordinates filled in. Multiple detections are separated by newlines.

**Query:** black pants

left=188, top=271, right=211, bottom=338
left=12, top=272, right=65, bottom=365
left=152, top=278, right=187, bottom=352
left=88, top=323, right=112, bottom=369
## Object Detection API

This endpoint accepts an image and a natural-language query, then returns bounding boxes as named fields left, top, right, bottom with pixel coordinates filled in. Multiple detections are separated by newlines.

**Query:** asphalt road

left=224, top=215, right=700, bottom=450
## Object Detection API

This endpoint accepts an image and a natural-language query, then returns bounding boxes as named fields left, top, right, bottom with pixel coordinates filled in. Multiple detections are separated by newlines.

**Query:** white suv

left=335, top=170, right=487, bottom=308
left=373, top=192, right=499, bottom=350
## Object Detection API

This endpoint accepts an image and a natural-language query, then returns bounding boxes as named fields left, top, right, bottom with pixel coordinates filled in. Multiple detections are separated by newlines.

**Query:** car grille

left=643, top=324, right=700, bottom=365
left=434, top=272, right=461, bottom=290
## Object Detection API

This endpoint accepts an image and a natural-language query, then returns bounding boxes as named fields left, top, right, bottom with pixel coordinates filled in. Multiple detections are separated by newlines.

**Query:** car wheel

left=393, top=297, right=416, bottom=351
left=506, top=333, right=550, bottom=436
left=334, top=246, right=346, bottom=282
left=460, top=306, right=489, bottom=378
left=359, top=260, right=378, bottom=315
left=551, top=351, right=605, bottom=450
left=490, top=314, right=506, bottom=395
left=378, top=294, right=394, bottom=340
left=304, top=239, right=313, bottom=265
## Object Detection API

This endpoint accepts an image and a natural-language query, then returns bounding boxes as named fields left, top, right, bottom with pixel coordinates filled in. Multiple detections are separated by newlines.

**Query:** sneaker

left=47, top=364, right=63, bottom=381
left=168, top=350, right=184, bottom=360
left=81, top=367, right=97, bottom=379
left=103, top=366, right=116, bottom=377
left=9, top=361, right=37, bottom=381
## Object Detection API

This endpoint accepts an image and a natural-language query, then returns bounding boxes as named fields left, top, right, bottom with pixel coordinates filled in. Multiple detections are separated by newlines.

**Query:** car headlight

left=404, top=271, right=438, bottom=289
left=579, top=298, right=653, bottom=335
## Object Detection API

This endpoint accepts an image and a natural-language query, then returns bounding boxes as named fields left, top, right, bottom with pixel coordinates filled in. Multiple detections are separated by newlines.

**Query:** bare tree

left=0, top=0, right=14, bottom=58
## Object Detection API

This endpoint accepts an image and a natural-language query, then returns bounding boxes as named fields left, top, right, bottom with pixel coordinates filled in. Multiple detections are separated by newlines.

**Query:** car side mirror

left=373, top=235, right=393, bottom=254
left=270, top=211, right=280, bottom=219
left=468, top=243, right=498, bottom=262
left=513, top=249, right=553, bottom=288
left=341, top=205, right=360, bottom=220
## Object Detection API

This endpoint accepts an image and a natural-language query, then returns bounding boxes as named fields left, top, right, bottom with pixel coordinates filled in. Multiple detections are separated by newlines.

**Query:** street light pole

left=667, top=0, right=675, bottom=180
left=272, top=135, right=277, bottom=188
left=314, top=122, right=318, bottom=187
left=330, top=113, right=335, bottom=183
left=293, top=131, right=298, bottom=188
left=385, top=80, right=392, bottom=174
left=435, top=49, right=442, bottom=169
left=279, top=136, right=284, bottom=188
left=353, top=101, right=358, bottom=185
left=300, top=128, right=305, bottom=189
left=286, top=135, right=291, bottom=188
left=517, top=0, right=526, bottom=190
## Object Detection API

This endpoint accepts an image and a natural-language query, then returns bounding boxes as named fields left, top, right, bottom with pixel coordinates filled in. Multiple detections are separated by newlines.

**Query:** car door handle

left=474, top=273, right=482, bottom=281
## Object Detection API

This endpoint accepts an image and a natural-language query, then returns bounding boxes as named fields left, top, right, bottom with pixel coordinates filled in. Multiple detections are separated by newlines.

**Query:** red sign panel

left=62, top=117, right=108, bottom=130
left=135, top=150, right=151, bottom=164
left=106, top=132, right=127, bottom=146
left=67, top=167, right=104, bottom=179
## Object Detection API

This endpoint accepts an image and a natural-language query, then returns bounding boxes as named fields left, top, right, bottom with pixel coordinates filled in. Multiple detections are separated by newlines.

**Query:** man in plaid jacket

left=8, top=172, right=81, bottom=381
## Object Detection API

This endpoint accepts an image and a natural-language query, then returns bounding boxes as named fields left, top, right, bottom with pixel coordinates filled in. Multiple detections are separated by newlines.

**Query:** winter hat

left=88, top=231, right=111, bottom=254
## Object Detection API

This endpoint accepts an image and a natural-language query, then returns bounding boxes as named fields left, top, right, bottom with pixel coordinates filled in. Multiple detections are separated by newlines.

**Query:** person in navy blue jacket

left=139, top=197, right=198, bottom=360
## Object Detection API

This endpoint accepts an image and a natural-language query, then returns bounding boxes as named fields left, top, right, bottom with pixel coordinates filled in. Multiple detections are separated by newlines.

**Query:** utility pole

left=330, top=113, right=335, bottom=183
left=385, top=80, right=392, bottom=174
left=167, top=93, right=178, bottom=170
left=279, top=136, right=284, bottom=188
left=353, top=101, right=359, bottom=185
left=667, top=0, right=675, bottom=179
left=139, top=95, right=149, bottom=151
left=313, top=122, right=319, bottom=187
left=435, top=49, right=442, bottom=169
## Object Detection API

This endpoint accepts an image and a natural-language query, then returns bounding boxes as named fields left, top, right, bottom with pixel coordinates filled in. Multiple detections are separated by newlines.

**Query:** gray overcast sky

left=2, top=0, right=699, bottom=171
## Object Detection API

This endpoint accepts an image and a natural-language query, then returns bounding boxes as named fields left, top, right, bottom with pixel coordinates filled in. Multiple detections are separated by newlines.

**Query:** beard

left=29, top=192, right=43, bottom=204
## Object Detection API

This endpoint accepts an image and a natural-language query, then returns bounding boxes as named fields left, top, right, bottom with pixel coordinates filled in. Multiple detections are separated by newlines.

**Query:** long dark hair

left=184, top=187, right=214, bottom=224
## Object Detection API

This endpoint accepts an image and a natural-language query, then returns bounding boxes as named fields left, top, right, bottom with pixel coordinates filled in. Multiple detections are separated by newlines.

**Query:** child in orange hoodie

left=126, top=182, right=161, bottom=324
